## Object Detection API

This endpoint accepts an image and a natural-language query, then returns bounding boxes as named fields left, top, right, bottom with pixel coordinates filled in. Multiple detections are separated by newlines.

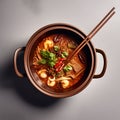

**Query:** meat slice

left=70, top=56, right=83, bottom=73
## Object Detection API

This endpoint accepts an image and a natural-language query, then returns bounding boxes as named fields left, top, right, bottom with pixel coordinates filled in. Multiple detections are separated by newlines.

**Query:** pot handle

left=93, top=48, right=107, bottom=78
left=14, top=47, right=26, bottom=78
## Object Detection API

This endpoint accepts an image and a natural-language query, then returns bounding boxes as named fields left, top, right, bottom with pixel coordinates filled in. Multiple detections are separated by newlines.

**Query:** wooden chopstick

left=88, top=7, right=115, bottom=39
left=64, top=7, right=115, bottom=66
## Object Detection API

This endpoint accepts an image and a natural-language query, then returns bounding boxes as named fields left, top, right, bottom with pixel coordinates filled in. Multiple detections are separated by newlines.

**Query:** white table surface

left=0, top=0, right=120, bottom=120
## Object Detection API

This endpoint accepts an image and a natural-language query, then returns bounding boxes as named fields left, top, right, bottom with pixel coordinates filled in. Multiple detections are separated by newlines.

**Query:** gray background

left=0, top=0, right=120, bottom=120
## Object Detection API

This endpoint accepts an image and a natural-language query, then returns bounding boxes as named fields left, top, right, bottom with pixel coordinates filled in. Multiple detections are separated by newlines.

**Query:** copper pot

left=14, top=23, right=107, bottom=98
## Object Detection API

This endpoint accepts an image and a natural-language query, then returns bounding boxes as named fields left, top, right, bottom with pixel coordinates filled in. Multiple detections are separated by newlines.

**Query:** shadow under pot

left=14, top=23, right=107, bottom=98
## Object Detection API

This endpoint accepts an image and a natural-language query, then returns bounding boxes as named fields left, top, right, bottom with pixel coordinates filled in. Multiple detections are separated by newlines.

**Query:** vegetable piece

left=49, top=52, right=56, bottom=61
left=54, top=58, right=65, bottom=72
left=54, top=58, right=64, bottom=68
left=40, top=50, right=50, bottom=59
left=63, top=65, right=73, bottom=72
left=54, top=46, right=60, bottom=51
left=40, top=50, right=56, bottom=61
left=61, top=51, right=68, bottom=58
left=55, top=63, right=64, bottom=72
left=62, top=51, right=68, bottom=57
left=38, top=59, right=47, bottom=64
left=39, top=50, right=57, bottom=68
left=48, top=60, right=56, bottom=68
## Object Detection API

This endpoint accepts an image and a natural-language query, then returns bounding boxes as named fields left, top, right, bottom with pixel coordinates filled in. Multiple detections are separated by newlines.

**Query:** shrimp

left=60, top=80, right=70, bottom=89
left=44, top=39, right=54, bottom=50
left=37, top=69, right=47, bottom=78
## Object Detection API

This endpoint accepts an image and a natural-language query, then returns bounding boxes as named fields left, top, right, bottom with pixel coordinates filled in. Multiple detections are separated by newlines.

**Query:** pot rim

left=24, top=23, right=96, bottom=98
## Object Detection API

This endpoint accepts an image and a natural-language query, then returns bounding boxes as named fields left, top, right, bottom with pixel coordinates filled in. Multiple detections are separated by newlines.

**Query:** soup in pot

left=32, top=33, right=87, bottom=91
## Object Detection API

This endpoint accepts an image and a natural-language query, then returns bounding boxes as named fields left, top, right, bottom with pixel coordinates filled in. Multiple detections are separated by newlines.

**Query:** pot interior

left=25, top=24, right=94, bottom=97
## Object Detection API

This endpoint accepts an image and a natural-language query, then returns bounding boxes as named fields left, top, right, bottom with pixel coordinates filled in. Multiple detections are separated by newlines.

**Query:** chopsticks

left=63, top=7, right=115, bottom=66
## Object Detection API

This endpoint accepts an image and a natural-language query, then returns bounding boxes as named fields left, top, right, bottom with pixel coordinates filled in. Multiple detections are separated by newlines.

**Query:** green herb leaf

left=40, top=50, right=50, bottom=59
left=48, top=61, right=56, bottom=68
left=40, top=50, right=57, bottom=67
left=63, top=65, right=72, bottom=72
left=54, top=46, right=60, bottom=51
left=49, top=52, right=56, bottom=61
left=38, top=59, right=47, bottom=64
left=61, top=51, right=68, bottom=58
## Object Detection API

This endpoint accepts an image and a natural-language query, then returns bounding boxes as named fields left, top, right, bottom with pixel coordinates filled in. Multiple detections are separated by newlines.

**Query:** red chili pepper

left=54, top=58, right=65, bottom=72
left=54, top=58, right=65, bottom=69
left=54, top=61, right=62, bottom=69
left=59, top=58, right=65, bottom=61
left=55, top=63, right=64, bottom=72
